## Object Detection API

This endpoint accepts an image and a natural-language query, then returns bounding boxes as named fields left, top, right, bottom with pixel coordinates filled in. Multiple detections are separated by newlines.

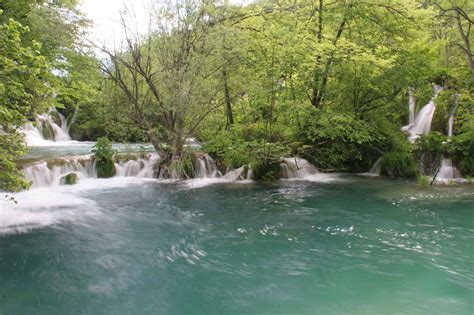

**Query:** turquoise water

left=0, top=177, right=473, bottom=314
left=21, top=143, right=155, bottom=161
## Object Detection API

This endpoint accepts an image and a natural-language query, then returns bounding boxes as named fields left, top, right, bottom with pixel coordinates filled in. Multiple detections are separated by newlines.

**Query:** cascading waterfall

left=194, top=154, right=222, bottom=178
left=402, top=85, right=443, bottom=142
left=23, top=109, right=72, bottom=146
left=363, top=158, right=382, bottom=177
left=437, top=159, right=461, bottom=181
left=23, top=156, right=97, bottom=188
left=436, top=97, right=461, bottom=182
left=115, top=154, right=159, bottom=178
left=280, top=157, right=319, bottom=179
left=408, top=88, right=416, bottom=125
left=22, top=153, right=160, bottom=188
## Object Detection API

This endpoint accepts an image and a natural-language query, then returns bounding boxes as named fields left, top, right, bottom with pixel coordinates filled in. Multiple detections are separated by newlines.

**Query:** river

left=1, top=146, right=473, bottom=314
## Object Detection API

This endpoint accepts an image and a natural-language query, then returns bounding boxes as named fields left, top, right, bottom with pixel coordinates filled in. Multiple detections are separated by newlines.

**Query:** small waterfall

left=194, top=154, right=222, bottom=178
left=23, top=156, right=97, bottom=188
left=23, top=109, right=72, bottom=146
left=447, top=94, right=459, bottom=138
left=435, top=96, right=461, bottom=183
left=409, top=88, right=415, bottom=125
left=115, top=153, right=159, bottom=178
left=436, top=158, right=461, bottom=182
left=280, top=157, right=319, bottom=179
left=402, top=85, right=443, bottom=142
left=23, top=153, right=160, bottom=188
left=362, top=158, right=382, bottom=177
left=223, top=166, right=248, bottom=181
left=247, top=165, right=254, bottom=180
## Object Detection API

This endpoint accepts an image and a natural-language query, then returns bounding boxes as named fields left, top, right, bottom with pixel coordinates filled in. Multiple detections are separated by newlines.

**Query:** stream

left=1, top=144, right=473, bottom=314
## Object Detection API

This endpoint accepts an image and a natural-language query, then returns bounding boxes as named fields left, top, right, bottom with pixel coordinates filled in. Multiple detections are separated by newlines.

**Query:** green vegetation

left=417, top=175, right=430, bottom=187
left=0, top=0, right=473, bottom=189
left=61, top=173, right=78, bottom=185
left=380, top=152, right=418, bottom=178
left=92, top=137, right=116, bottom=178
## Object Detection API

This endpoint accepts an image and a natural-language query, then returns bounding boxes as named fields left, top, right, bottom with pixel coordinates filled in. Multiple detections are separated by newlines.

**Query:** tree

left=0, top=12, right=52, bottom=191
left=99, top=0, right=223, bottom=174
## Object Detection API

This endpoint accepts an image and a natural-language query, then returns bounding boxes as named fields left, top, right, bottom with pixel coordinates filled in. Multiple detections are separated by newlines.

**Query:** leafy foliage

left=0, top=11, right=52, bottom=191
left=92, top=137, right=117, bottom=178
left=380, top=152, right=418, bottom=178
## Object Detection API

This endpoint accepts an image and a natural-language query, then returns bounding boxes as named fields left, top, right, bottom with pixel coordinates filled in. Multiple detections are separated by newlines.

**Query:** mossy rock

left=60, top=172, right=78, bottom=185
left=97, top=160, right=116, bottom=178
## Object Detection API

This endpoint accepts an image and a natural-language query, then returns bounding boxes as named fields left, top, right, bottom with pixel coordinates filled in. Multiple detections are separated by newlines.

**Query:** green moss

left=96, top=160, right=115, bottom=178
left=60, top=172, right=78, bottom=185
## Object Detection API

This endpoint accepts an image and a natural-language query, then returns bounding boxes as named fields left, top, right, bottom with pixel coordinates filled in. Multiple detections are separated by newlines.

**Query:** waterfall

left=115, top=154, right=159, bottom=178
left=436, top=158, right=461, bottom=182
left=280, top=157, right=319, bottom=179
left=366, top=158, right=382, bottom=176
left=409, top=88, right=415, bottom=125
left=402, top=85, right=443, bottom=142
left=435, top=95, right=461, bottom=183
left=194, top=154, right=222, bottom=178
left=23, top=153, right=160, bottom=188
left=23, top=156, right=97, bottom=188
left=23, top=109, right=72, bottom=146
left=447, top=94, right=460, bottom=138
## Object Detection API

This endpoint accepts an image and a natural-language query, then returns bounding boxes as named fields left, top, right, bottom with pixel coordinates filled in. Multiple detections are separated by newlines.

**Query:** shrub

left=204, top=127, right=289, bottom=179
left=445, top=117, right=474, bottom=177
left=413, top=132, right=447, bottom=175
left=380, top=152, right=417, bottom=178
left=297, top=108, right=390, bottom=172
left=60, top=172, right=78, bottom=185
left=417, top=175, right=430, bottom=186
left=92, top=137, right=116, bottom=178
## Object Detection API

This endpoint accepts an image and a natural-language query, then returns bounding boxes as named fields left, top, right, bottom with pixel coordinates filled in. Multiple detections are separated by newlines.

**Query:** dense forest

left=0, top=0, right=473, bottom=191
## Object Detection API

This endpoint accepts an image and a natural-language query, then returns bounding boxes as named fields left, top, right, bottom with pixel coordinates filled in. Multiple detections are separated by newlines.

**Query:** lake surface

left=0, top=177, right=473, bottom=315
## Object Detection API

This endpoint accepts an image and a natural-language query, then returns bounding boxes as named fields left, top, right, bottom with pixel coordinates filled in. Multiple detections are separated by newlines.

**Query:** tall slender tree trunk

left=311, top=2, right=351, bottom=108
left=455, top=11, right=474, bottom=80
left=222, top=66, right=234, bottom=126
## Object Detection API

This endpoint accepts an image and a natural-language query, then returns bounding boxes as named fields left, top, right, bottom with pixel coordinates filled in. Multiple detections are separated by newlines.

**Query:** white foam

left=0, top=177, right=157, bottom=235
left=281, top=173, right=346, bottom=183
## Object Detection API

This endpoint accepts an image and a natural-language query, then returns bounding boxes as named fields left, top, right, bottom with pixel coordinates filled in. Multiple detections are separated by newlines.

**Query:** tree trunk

left=223, top=67, right=234, bottom=126
left=311, top=3, right=350, bottom=108
left=455, top=11, right=474, bottom=81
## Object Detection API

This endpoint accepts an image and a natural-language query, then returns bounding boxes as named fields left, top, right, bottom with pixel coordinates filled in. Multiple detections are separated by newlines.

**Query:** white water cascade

left=436, top=158, right=461, bottom=182
left=402, top=85, right=443, bottom=142
left=22, top=153, right=161, bottom=188
left=115, top=154, right=159, bottom=178
left=23, top=110, right=72, bottom=146
left=195, top=154, right=222, bottom=178
left=23, top=156, right=97, bottom=188
left=363, top=158, right=382, bottom=177
left=408, top=88, right=416, bottom=125
left=280, top=158, right=319, bottom=179
left=436, top=99, right=461, bottom=182
left=193, top=154, right=253, bottom=181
